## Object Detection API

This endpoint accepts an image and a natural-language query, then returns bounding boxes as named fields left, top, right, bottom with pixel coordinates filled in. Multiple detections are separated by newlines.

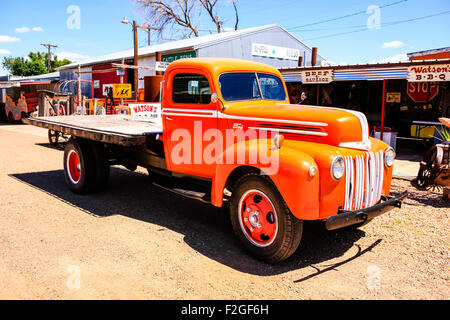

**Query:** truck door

left=162, top=70, right=218, bottom=178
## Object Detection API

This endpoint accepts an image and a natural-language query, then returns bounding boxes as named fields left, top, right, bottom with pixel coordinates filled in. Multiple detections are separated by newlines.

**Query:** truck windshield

left=219, top=73, right=286, bottom=102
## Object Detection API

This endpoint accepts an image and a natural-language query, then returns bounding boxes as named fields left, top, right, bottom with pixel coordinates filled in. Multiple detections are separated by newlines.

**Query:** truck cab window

left=219, top=73, right=261, bottom=101
left=172, top=73, right=211, bottom=104
left=219, top=72, right=286, bottom=102
left=257, top=73, right=286, bottom=101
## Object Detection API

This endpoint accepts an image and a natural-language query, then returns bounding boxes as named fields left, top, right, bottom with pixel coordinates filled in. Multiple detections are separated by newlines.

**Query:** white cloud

left=32, top=27, right=44, bottom=32
left=56, top=51, right=90, bottom=62
left=0, top=49, right=11, bottom=55
left=371, top=53, right=409, bottom=64
left=15, top=27, right=30, bottom=33
left=0, top=35, right=20, bottom=43
left=382, top=40, right=404, bottom=48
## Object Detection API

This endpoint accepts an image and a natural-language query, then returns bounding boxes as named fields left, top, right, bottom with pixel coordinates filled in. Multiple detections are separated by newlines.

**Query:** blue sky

left=0, top=0, right=449, bottom=75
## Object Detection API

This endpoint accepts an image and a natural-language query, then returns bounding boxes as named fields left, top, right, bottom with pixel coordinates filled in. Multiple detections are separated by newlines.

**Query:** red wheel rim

left=238, top=190, right=278, bottom=247
left=67, top=150, right=81, bottom=184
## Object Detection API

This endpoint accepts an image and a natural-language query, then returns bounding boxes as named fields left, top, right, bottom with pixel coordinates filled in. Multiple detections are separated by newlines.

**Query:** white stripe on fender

left=162, top=112, right=217, bottom=119
left=217, top=112, right=329, bottom=127
left=161, top=108, right=329, bottom=128
left=248, top=126, right=328, bottom=137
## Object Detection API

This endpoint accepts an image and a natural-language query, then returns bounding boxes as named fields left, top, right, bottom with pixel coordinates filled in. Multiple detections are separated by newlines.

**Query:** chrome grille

left=343, top=151, right=384, bottom=211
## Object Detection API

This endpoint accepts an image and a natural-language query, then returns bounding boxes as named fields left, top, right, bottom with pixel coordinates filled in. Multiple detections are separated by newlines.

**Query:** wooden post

left=133, top=21, right=139, bottom=101
left=316, top=84, right=320, bottom=106
left=380, top=79, right=386, bottom=141
left=77, top=64, right=81, bottom=107
left=311, top=47, right=318, bottom=67
left=156, top=51, right=162, bottom=76
left=120, top=58, right=125, bottom=105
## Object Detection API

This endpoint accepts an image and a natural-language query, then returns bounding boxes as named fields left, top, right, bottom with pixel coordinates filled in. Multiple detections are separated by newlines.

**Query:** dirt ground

left=0, top=123, right=448, bottom=300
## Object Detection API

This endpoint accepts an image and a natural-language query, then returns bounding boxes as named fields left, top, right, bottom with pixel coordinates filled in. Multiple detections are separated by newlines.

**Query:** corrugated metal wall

left=197, top=28, right=322, bottom=69
left=60, top=66, right=92, bottom=98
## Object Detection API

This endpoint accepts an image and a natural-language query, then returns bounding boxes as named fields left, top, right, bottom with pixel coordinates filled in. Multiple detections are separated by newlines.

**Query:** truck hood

left=221, top=103, right=371, bottom=150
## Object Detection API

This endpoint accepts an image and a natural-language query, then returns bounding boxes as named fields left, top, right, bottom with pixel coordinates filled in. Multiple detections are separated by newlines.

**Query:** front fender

left=211, top=139, right=320, bottom=220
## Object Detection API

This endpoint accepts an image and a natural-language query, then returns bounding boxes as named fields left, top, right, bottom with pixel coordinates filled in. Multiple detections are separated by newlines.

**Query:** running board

left=152, top=178, right=211, bottom=204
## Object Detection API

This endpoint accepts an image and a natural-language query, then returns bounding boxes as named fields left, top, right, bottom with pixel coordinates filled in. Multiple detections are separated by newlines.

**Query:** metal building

left=57, top=24, right=324, bottom=98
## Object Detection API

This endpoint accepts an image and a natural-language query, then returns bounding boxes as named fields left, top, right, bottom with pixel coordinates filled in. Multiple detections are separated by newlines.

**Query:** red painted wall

left=92, top=64, right=127, bottom=98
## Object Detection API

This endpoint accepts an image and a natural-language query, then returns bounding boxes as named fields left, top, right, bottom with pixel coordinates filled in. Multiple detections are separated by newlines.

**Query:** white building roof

left=58, top=24, right=314, bottom=70
left=9, top=71, right=60, bottom=82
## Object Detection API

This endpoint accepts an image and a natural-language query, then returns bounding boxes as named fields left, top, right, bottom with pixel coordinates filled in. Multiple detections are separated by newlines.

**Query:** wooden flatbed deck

left=23, top=115, right=163, bottom=146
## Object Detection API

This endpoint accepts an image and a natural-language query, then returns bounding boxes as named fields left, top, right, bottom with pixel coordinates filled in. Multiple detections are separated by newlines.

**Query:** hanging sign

left=155, top=61, right=170, bottom=72
left=252, top=43, right=300, bottom=61
left=301, top=69, right=334, bottom=84
left=407, top=64, right=450, bottom=82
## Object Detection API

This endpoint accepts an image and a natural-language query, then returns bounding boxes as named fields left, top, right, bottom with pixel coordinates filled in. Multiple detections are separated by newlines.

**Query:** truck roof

left=166, top=58, right=283, bottom=78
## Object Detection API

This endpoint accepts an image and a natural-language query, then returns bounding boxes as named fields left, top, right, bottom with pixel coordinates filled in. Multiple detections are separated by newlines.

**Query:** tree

left=135, top=0, right=239, bottom=40
left=199, top=0, right=239, bottom=33
left=2, top=51, right=72, bottom=76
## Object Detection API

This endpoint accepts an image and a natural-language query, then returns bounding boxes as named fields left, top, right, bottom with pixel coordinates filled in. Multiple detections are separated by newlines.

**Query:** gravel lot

left=0, top=124, right=448, bottom=300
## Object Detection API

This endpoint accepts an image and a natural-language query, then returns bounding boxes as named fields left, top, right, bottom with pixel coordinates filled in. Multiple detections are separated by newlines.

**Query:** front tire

left=229, top=174, right=303, bottom=264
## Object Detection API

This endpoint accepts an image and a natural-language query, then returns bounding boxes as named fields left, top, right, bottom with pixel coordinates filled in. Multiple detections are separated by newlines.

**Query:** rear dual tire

left=63, top=139, right=109, bottom=194
left=48, top=130, right=59, bottom=145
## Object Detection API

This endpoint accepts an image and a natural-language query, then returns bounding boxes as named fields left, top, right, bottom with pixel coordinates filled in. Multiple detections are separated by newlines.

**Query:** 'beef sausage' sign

left=407, top=64, right=450, bottom=82
left=301, top=70, right=333, bottom=84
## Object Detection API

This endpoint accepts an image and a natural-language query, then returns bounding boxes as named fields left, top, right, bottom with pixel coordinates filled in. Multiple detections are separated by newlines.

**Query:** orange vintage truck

left=24, top=58, right=407, bottom=263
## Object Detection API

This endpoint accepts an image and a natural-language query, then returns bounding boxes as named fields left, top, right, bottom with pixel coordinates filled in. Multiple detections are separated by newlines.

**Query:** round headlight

left=331, top=156, right=345, bottom=180
left=385, top=147, right=396, bottom=168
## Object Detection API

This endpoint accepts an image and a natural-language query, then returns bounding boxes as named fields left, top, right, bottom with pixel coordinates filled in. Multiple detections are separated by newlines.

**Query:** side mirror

left=300, top=92, right=307, bottom=103
left=211, top=92, right=227, bottom=111
left=211, top=93, right=219, bottom=103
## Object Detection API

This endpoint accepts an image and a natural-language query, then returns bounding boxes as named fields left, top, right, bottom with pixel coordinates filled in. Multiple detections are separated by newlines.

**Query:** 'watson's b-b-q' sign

left=408, top=64, right=450, bottom=82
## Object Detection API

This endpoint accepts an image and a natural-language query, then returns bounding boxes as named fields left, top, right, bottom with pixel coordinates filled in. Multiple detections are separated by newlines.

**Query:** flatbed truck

left=24, top=58, right=407, bottom=263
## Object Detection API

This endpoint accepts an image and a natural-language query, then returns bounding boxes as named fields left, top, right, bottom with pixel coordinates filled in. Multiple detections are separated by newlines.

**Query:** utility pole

left=133, top=21, right=139, bottom=101
left=41, top=43, right=58, bottom=73
left=121, top=17, right=160, bottom=100
left=146, top=26, right=151, bottom=46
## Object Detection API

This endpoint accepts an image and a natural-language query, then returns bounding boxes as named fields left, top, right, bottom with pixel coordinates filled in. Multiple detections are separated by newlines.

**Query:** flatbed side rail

left=23, top=117, right=151, bottom=146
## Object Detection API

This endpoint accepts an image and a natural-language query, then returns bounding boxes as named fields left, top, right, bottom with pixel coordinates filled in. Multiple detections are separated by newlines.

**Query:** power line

left=300, top=10, right=450, bottom=41
left=287, top=0, right=409, bottom=30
